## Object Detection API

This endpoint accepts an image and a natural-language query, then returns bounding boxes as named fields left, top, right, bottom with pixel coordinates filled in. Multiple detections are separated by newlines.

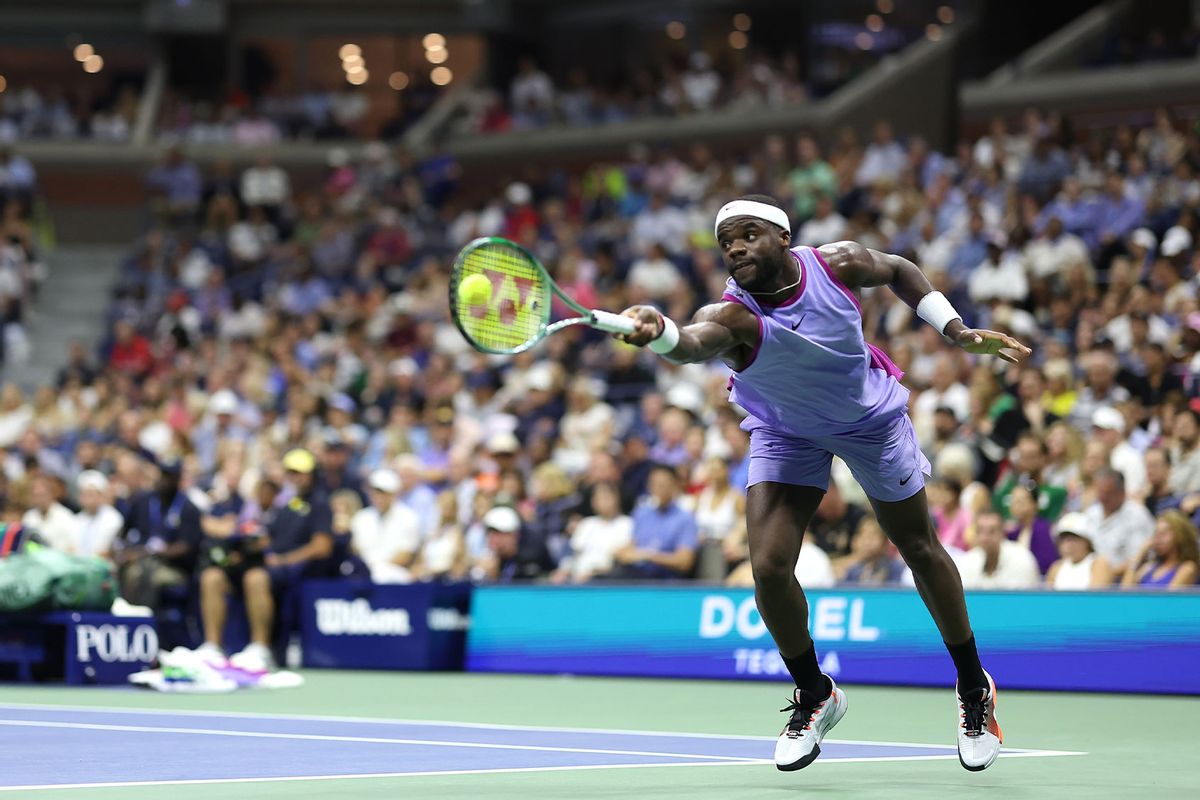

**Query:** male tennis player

left=620, top=195, right=1030, bottom=772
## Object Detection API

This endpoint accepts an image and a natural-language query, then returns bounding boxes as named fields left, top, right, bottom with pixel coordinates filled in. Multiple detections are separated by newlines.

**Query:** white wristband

left=916, top=291, right=962, bottom=336
left=649, top=314, right=681, bottom=354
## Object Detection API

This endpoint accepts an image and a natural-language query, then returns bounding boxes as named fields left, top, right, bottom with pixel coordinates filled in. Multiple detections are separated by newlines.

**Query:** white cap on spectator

left=1162, top=226, right=1193, bottom=258
left=210, top=389, right=239, bottom=415
left=527, top=363, right=556, bottom=392
left=77, top=470, right=109, bottom=493
left=505, top=182, right=532, bottom=206
left=1091, top=406, right=1126, bottom=434
left=665, top=383, right=705, bottom=416
left=487, top=431, right=520, bottom=454
left=368, top=469, right=400, bottom=494
left=1130, top=228, right=1157, bottom=252
left=483, top=506, right=521, bottom=534
left=1054, top=512, right=1093, bottom=543
left=389, top=357, right=418, bottom=378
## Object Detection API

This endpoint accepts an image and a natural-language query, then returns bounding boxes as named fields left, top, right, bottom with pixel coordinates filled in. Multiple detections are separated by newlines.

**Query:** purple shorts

left=747, top=412, right=931, bottom=502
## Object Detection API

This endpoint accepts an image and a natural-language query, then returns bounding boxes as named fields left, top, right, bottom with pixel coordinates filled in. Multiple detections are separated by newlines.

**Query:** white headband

left=714, top=200, right=792, bottom=237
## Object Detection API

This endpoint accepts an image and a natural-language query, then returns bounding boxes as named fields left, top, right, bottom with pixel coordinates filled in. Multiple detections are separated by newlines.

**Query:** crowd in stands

left=0, top=147, right=43, bottom=368
left=0, top=84, right=141, bottom=143
left=6, top=101, right=1200, bottom=660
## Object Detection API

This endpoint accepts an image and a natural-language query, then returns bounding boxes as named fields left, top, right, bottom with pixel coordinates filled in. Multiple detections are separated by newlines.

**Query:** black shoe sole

left=777, top=744, right=821, bottom=772
left=958, top=752, right=994, bottom=772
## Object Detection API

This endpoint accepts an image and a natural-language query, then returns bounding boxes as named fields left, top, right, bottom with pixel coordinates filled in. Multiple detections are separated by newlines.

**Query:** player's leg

left=744, top=432, right=849, bottom=771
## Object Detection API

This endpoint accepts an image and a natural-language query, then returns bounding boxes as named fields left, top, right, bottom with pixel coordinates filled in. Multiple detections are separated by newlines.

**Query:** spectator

left=1141, top=447, right=1181, bottom=516
left=967, top=233, right=1029, bottom=305
left=1121, top=510, right=1199, bottom=590
left=787, top=135, right=837, bottom=220
left=510, top=57, right=555, bottom=128
left=855, top=121, right=906, bottom=188
left=413, top=490, right=469, bottom=580
left=611, top=464, right=697, bottom=579
left=928, top=478, right=973, bottom=551
left=1090, top=406, right=1146, bottom=495
left=115, top=460, right=204, bottom=610
left=349, top=469, right=422, bottom=583
left=913, top=354, right=969, bottom=443
left=22, top=474, right=76, bottom=552
left=1168, top=409, right=1200, bottom=495
left=1069, top=351, right=1131, bottom=431
left=555, top=482, right=633, bottom=583
left=524, top=462, right=582, bottom=567
left=478, top=504, right=549, bottom=581
left=195, top=477, right=281, bottom=665
left=1083, top=468, right=1155, bottom=576
left=993, top=432, right=1068, bottom=522
left=108, top=319, right=153, bottom=377
left=146, top=146, right=202, bottom=219
left=959, top=510, right=1040, bottom=589
left=681, top=52, right=721, bottom=112
left=805, top=481, right=866, bottom=562
left=840, top=516, right=905, bottom=586
left=795, top=193, right=846, bottom=246
left=627, top=243, right=685, bottom=305
left=240, top=153, right=291, bottom=214
left=72, top=470, right=124, bottom=559
left=1045, top=511, right=1115, bottom=589
left=684, top=457, right=746, bottom=580
left=1004, top=484, right=1056, bottom=574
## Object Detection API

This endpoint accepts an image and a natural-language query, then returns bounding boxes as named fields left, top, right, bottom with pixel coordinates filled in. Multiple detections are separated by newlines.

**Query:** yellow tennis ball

left=459, top=274, right=492, bottom=307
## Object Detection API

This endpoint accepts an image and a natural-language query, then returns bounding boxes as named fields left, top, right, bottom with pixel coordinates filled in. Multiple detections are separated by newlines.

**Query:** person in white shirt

left=627, top=243, right=684, bottom=303
left=557, top=483, right=632, bottom=583
left=509, top=57, right=555, bottom=126
left=855, top=121, right=907, bottom=187
left=959, top=510, right=1040, bottom=589
left=22, top=475, right=77, bottom=552
left=913, top=353, right=970, bottom=444
left=796, top=194, right=846, bottom=247
left=350, top=469, right=422, bottom=583
left=967, top=234, right=1029, bottom=305
left=240, top=154, right=291, bottom=210
left=72, top=470, right=124, bottom=559
left=1083, top=468, right=1155, bottom=576
left=1090, top=407, right=1146, bottom=496
left=1045, top=512, right=1114, bottom=590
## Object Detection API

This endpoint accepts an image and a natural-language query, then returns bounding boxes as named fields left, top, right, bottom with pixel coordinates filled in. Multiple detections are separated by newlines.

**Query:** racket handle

left=590, top=309, right=637, bottom=335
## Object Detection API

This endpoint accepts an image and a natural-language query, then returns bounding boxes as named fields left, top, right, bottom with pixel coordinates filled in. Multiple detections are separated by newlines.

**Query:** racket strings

left=453, top=243, right=548, bottom=353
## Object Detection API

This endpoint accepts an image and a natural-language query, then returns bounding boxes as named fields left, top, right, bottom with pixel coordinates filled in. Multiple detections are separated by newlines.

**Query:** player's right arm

left=618, top=302, right=759, bottom=364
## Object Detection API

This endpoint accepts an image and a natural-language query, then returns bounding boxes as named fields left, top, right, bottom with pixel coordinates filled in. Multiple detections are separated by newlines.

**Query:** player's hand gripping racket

left=449, top=236, right=636, bottom=355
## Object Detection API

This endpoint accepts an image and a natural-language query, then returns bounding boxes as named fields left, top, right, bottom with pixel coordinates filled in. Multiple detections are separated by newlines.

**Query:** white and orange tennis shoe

left=774, top=677, right=848, bottom=771
left=956, top=670, right=1003, bottom=771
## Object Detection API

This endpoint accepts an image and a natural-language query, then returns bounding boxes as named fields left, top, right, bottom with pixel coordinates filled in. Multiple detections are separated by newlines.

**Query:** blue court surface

left=0, top=703, right=1081, bottom=793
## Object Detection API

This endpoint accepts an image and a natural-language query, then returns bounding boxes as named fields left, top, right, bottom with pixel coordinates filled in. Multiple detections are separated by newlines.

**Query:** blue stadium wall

left=466, top=586, right=1200, bottom=695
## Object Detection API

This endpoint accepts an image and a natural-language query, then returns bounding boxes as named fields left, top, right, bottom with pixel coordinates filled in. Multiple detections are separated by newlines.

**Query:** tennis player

left=619, top=195, right=1030, bottom=772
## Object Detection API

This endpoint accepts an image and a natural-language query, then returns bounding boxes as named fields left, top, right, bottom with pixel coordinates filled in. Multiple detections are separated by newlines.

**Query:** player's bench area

left=0, top=580, right=472, bottom=684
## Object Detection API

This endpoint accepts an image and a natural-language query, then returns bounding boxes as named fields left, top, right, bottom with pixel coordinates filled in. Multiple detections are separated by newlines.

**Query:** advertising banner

left=300, top=580, right=471, bottom=671
left=467, top=586, right=1200, bottom=694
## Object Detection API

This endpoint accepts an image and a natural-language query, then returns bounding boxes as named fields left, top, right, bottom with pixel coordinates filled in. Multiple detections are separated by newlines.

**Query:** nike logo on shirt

left=790, top=314, right=806, bottom=330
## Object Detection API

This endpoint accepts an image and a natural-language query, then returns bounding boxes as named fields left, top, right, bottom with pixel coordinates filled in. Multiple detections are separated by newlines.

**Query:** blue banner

left=467, top=586, right=1200, bottom=694
left=300, top=581, right=471, bottom=671
left=0, top=611, right=158, bottom=684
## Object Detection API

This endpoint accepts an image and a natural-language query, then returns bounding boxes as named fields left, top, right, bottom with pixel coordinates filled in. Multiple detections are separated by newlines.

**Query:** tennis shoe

left=774, top=677, right=847, bottom=771
left=957, top=670, right=1002, bottom=771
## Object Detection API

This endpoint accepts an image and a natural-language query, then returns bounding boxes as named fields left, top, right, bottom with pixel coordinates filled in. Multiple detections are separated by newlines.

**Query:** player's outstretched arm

left=818, top=240, right=1032, bottom=364
left=618, top=302, right=758, bottom=364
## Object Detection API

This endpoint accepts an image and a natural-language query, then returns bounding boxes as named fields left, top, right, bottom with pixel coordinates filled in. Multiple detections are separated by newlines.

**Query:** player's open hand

left=618, top=306, right=664, bottom=347
left=954, top=328, right=1032, bottom=364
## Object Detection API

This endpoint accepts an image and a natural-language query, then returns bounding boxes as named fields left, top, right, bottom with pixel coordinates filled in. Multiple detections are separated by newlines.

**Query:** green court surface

left=0, top=671, right=1193, bottom=799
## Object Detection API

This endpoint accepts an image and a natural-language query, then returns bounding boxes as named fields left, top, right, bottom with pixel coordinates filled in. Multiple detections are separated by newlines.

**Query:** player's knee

left=896, top=535, right=938, bottom=574
left=750, top=549, right=796, bottom=588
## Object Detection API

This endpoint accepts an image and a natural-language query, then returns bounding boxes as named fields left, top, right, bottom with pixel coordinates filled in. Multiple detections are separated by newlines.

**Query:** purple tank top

left=723, top=245, right=909, bottom=437
left=1139, top=564, right=1179, bottom=587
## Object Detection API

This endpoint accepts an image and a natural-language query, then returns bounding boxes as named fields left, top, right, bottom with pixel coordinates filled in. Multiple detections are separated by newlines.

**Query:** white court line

left=0, top=750, right=1088, bottom=793
left=0, top=719, right=760, bottom=762
left=0, top=702, right=1078, bottom=755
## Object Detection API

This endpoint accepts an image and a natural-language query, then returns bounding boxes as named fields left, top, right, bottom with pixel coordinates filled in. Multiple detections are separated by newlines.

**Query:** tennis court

left=1, top=671, right=1191, bottom=799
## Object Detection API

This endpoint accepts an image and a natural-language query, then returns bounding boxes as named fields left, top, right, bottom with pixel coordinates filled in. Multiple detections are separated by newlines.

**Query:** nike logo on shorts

left=900, top=469, right=915, bottom=486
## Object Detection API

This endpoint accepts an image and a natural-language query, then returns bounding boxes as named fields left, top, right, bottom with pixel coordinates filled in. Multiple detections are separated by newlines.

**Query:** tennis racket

left=449, top=236, right=636, bottom=355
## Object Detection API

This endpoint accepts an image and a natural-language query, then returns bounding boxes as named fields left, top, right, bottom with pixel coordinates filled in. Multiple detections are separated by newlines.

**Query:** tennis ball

left=459, top=274, right=492, bottom=307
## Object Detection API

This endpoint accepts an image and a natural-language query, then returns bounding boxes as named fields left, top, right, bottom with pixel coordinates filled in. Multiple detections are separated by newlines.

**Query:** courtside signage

left=467, top=586, right=1200, bottom=694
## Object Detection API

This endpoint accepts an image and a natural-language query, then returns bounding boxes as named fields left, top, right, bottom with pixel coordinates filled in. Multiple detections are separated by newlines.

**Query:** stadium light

left=877, top=0, right=894, bottom=13
left=82, top=54, right=104, bottom=73
left=345, top=63, right=365, bottom=75
left=728, top=31, right=748, bottom=50
left=0, top=75, right=6, bottom=94
left=389, top=71, right=409, bottom=91
left=422, top=33, right=446, bottom=50
left=665, top=21, right=685, bottom=40
left=855, top=32, right=874, bottom=50
left=733, top=14, right=751, bottom=32
left=866, top=14, right=884, bottom=32
left=343, top=54, right=364, bottom=70
left=926, top=24, right=944, bottom=41
left=73, top=43, right=94, bottom=62
left=338, top=43, right=361, bottom=60
left=937, top=6, right=955, bottom=24
left=347, top=69, right=368, bottom=85
left=431, top=66, right=453, bottom=86
left=425, top=48, right=448, bottom=64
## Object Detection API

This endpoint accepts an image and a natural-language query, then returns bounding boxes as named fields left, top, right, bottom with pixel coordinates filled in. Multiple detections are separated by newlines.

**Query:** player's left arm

left=818, top=240, right=1032, bottom=364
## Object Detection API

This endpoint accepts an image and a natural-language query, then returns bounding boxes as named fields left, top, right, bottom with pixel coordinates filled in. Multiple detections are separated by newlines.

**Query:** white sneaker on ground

left=774, top=677, right=848, bottom=771
left=956, top=670, right=1003, bottom=771
left=230, top=642, right=276, bottom=672
left=193, top=642, right=226, bottom=665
